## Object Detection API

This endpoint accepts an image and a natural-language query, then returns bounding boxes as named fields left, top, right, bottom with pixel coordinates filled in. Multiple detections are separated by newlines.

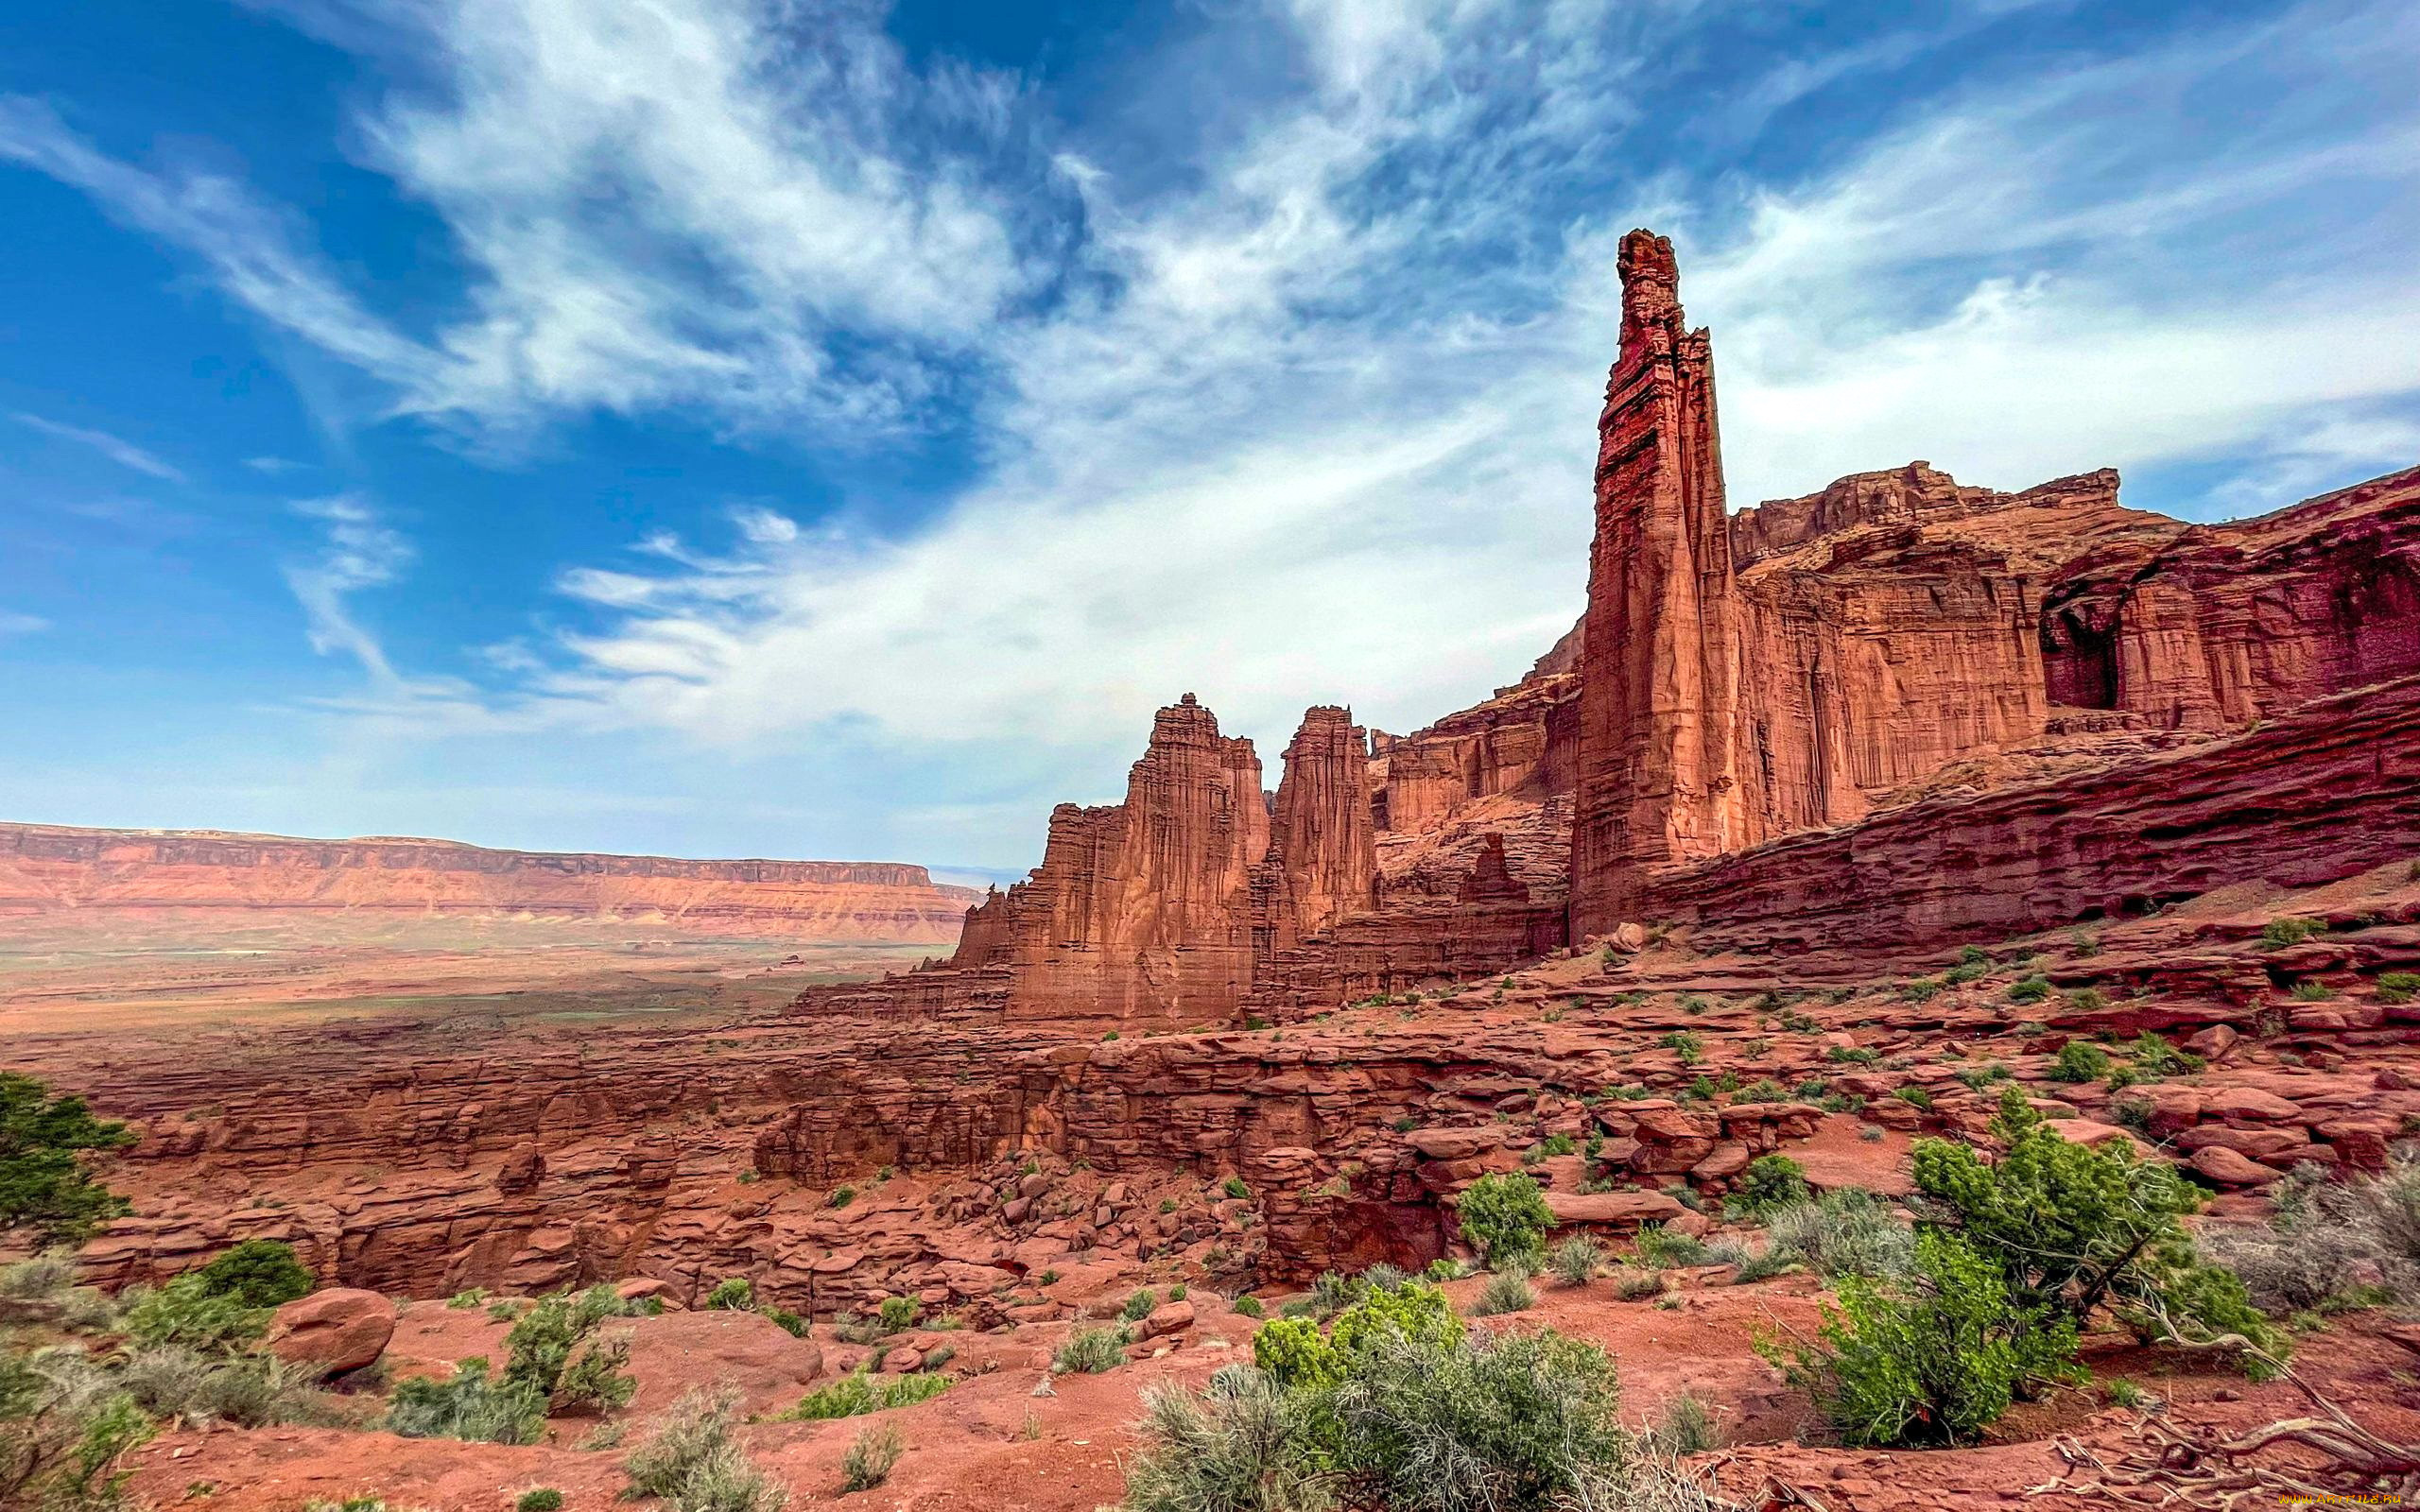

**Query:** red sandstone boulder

left=616, top=1278, right=683, bottom=1310
left=2191, top=1146, right=2284, bottom=1187
left=1403, top=1127, right=1502, bottom=1160
left=266, top=1288, right=395, bottom=1375
left=1545, top=1191, right=1687, bottom=1229
left=1139, top=1299, right=1195, bottom=1339
left=2205, top=1088, right=2302, bottom=1124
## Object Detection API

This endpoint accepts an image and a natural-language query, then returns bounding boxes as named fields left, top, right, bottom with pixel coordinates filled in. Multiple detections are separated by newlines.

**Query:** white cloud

left=283, top=495, right=415, bottom=686
left=0, top=611, right=50, bottom=636
left=10, top=411, right=187, bottom=481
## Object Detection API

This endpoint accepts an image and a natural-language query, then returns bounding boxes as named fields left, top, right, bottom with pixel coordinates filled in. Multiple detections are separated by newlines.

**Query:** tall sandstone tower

left=1568, top=230, right=1758, bottom=936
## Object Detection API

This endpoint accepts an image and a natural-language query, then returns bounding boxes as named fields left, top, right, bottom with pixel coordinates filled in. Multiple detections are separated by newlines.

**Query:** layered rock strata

left=0, top=823, right=978, bottom=942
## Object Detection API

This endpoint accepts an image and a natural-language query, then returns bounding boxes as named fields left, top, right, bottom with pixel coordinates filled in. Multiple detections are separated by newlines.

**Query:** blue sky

left=3, top=0, right=2415, bottom=879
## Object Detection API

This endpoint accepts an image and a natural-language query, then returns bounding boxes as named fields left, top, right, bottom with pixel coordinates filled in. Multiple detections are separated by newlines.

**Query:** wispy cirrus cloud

left=283, top=495, right=414, bottom=687
left=0, top=611, right=51, bottom=637
left=10, top=411, right=187, bottom=481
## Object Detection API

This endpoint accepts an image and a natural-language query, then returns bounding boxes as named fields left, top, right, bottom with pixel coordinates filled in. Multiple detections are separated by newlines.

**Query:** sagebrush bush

left=839, top=1421, right=904, bottom=1492
left=0, top=1252, right=77, bottom=1301
left=2205, top=1158, right=2420, bottom=1311
left=625, top=1387, right=786, bottom=1512
left=1054, top=1327, right=1131, bottom=1374
left=878, top=1296, right=920, bottom=1333
left=1457, top=1173, right=1554, bottom=1267
left=1762, top=1191, right=1914, bottom=1280
left=1119, top=1289, right=1157, bottom=1324
left=1120, top=1366, right=1323, bottom=1512
left=1547, top=1235, right=1601, bottom=1286
left=704, top=1278, right=752, bottom=1310
left=1470, top=1268, right=1536, bottom=1316
left=116, top=1346, right=334, bottom=1428
left=1651, top=1393, right=1719, bottom=1453
left=384, top=1358, right=544, bottom=1445
left=516, top=1491, right=562, bottom=1512
left=0, top=1348, right=155, bottom=1512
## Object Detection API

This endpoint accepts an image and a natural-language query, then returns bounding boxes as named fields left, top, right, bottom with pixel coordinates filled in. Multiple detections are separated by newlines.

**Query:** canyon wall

left=1564, top=230, right=2420, bottom=944
left=0, top=822, right=980, bottom=943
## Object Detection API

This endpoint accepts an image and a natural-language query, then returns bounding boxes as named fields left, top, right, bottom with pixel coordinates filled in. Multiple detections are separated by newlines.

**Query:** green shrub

left=1733, top=1154, right=1809, bottom=1215
left=0, top=1073, right=136, bottom=1246
left=2378, top=971, right=2420, bottom=1005
left=827, top=1185, right=856, bottom=1209
left=1899, top=978, right=1943, bottom=1004
left=1456, top=1173, right=1554, bottom=1267
left=2006, top=976, right=2052, bottom=1004
left=1657, top=1031, right=1704, bottom=1065
left=1826, top=1045, right=1878, bottom=1065
left=2262, top=918, right=2319, bottom=949
left=1546, top=1235, right=1601, bottom=1286
left=191, top=1241, right=314, bottom=1310
left=517, top=1491, right=563, bottom=1512
left=1633, top=1225, right=1712, bottom=1269
left=1470, top=1268, right=1535, bottom=1316
left=384, top=1358, right=545, bottom=1445
left=444, top=1288, right=488, bottom=1310
left=120, top=1277, right=270, bottom=1355
left=763, top=1306, right=807, bottom=1338
left=2052, top=1040, right=2110, bottom=1082
left=1055, top=1327, right=1131, bottom=1374
left=2063, top=988, right=2108, bottom=1012
left=1535, top=1133, right=1576, bottom=1158
left=2128, top=1032, right=2204, bottom=1077
left=553, top=1332, right=636, bottom=1415
left=502, top=1287, right=638, bottom=1411
left=839, top=1420, right=904, bottom=1492
left=1892, top=1086, right=1934, bottom=1112
left=1613, top=1267, right=1663, bottom=1301
left=1222, top=1176, right=1252, bottom=1201
left=1167, top=1283, right=1188, bottom=1302
left=877, top=1296, right=920, bottom=1334
left=1735, top=1078, right=1790, bottom=1105
left=786, top=1368, right=950, bottom=1420
left=1768, top=1229, right=2078, bottom=1447
left=1233, top=1294, right=1264, bottom=1318
left=704, top=1277, right=753, bottom=1310
left=624, top=1387, right=786, bottom=1512
left=2290, top=981, right=2336, bottom=1002
left=1119, top=1290, right=1158, bottom=1324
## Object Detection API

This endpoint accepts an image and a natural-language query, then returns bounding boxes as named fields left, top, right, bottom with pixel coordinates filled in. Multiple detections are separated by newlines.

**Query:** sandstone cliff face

left=1250, top=707, right=1377, bottom=956
left=2046, top=465, right=2420, bottom=731
left=1567, top=231, right=1752, bottom=936
left=942, top=695, right=1267, bottom=1023
left=0, top=823, right=977, bottom=942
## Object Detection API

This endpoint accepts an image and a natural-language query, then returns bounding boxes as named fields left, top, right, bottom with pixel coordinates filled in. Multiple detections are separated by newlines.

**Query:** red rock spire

left=1567, top=229, right=1753, bottom=936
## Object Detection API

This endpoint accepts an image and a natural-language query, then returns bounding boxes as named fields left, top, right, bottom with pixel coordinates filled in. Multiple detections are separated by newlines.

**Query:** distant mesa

left=0, top=821, right=979, bottom=943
